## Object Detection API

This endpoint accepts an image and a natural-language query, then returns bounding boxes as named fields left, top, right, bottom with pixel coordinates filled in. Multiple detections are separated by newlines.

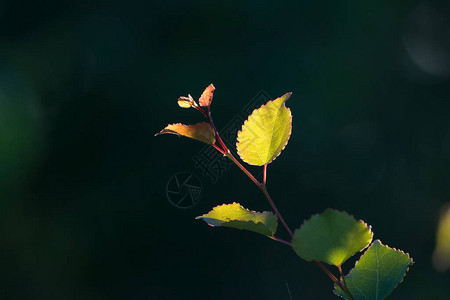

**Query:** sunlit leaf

left=334, top=240, right=413, bottom=300
left=178, top=94, right=196, bottom=108
left=199, top=84, right=215, bottom=107
left=236, top=93, right=292, bottom=166
left=155, top=122, right=215, bottom=145
left=196, top=202, right=278, bottom=236
left=292, top=209, right=373, bottom=266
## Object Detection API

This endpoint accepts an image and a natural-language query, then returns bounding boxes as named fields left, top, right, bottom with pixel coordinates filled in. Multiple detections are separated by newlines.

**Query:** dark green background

left=1, top=0, right=450, bottom=299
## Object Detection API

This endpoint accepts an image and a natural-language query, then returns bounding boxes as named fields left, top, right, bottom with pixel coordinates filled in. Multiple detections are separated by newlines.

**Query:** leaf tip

left=154, top=122, right=216, bottom=144
left=282, top=92, right=293, bottom=102
left=199, top=84, right=215, bottom=107
left=154, top=127, right=170, bottom=137
left=373, top=239, right=414, bottom=265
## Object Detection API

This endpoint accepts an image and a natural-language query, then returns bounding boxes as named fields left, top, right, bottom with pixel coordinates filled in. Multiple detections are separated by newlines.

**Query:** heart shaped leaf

left=196, top=202, right=278, bottom=236
left=155, top=122, right=215, bottom=145
left=236, top=93, right=292, bottom=166
left=199, top=84, right=215, bottom=107
left=292, top=209, right=373, bottom=266
left=334, top=240, right=413, bottom=300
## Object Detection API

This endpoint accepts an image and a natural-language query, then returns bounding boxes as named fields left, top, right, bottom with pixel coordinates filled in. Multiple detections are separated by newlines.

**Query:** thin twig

left=207, top=107, right=228, bottom=152
left=212, top=144, right=226, bottom=155
left=225, top=151, right=261, bottom=187
left=261, top=186, right=294, bottom=239
left=223, top=149, right=294, bottom=239
left=338, top=265, right=348, bottom=291
left=315, top=261, right=354, bottom=300
left=263, top=164, right=267, bottom=186
left=270, top=236, right=292, bottom=246
left=194, top=106, right=209, bottom=118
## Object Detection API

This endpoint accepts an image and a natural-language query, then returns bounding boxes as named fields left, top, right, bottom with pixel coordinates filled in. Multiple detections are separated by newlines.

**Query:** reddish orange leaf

left=155, top=122, right=216, bottom=145
left=199, top=84, right=215, bottom=107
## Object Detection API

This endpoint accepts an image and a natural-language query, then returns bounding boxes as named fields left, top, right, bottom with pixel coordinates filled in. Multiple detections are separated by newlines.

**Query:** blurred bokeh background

left=1, top=0, right=450, bottom=299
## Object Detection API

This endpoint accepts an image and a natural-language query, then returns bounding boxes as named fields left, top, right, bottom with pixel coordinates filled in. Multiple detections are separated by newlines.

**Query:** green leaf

left=196, top=203, right=278, bottom=236
left=334, top=240, right=414, bottom=300
left=155, top=122, right=216, bottom=145
left=292, top=209, right=373, bottom=266
left=236, top=93, right=292, bottom=166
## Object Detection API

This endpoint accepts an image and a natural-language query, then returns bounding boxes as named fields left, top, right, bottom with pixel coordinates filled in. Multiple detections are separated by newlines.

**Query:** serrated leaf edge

left=155, top=122, right=216, bottom=145
left=292, top=208, right=374, bottom=264
left=196, top=202, right=276, bottom=222
left=195, top=202, right=277, bottom=233
left=199, top=83, right=215, bottom=107
left=236, top=93, right=293, bottom=166
left=333, top=239, right=414, bottom=300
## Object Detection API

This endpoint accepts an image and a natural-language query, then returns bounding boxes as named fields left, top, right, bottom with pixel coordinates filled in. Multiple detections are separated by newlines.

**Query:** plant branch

left=207, top=107, right=228, bottom=152
left=313, top=261, right=354, bottom=300
left=220, top=149, right=294, bottom=239
left=225, top=151, right=261, bottom=187
left=263, top=164, right=267, bottom=186
left=261, top=186, right=293, bottom=239
left=194, top=106, right=209, bottom=118
left=212, top=144, right=226, bottom=155
left=338, top=265, right=348, bottom=291
left=222, top=152, right=294, bottom=240
left=270, top=236, right=292, bottom=246
left=221, top=149, right=293, bottom=238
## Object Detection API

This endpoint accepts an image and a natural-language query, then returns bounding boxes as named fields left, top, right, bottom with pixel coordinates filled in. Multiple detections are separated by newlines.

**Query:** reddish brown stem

left=222, top=150, right=294, bottom=239
left=263, top=164, right=267, bottom=186
left=207, top=107, right=228, bottom=152
left=270, top=236, right=292, bottom=246
left=195, top=106, right=209, bottom=118
left=261, top=186, right=294, bottom=239
left=316, top=262, right=354, bottom=300
left=338, top=265, right=349, bottom=291
left=212, top=144, right=226, bottom=155
left=225, top=151, right=261, bottom=188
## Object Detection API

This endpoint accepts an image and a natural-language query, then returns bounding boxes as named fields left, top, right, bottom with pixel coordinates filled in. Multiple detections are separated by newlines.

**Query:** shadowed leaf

left=196, top=202, right=278, bottom=236
left=292, top=209, right=373, bottom=266
left=334, top=240, right=413, bottom=300
left=236, top=93, right=292, bottom=166
left=155, top=122, right=215, bottom=145
left=199, top=84, right=215, bottom=107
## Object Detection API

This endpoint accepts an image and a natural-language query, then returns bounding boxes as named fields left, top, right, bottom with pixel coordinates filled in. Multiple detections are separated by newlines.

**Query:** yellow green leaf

left=177, top=94, right=196, bottom=108
left=196, top=202, right=278, bottom=236
left=236, top=93, right=292, bottom=166
left=199, top=84, right=215, bottom=107
left=155, top=122, right=216, bottom=145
